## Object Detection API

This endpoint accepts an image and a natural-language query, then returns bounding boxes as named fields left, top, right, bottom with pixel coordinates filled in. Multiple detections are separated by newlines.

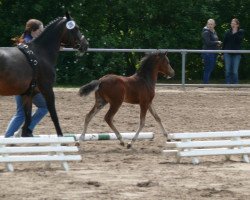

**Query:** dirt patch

left=1, top=86, right=250, bottom=200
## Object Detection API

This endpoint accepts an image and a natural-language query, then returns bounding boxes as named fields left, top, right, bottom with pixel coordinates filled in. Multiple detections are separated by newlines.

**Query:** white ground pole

left=47, top=132, right=154, bottom=141
left=2, top=132, right=154, bottom=141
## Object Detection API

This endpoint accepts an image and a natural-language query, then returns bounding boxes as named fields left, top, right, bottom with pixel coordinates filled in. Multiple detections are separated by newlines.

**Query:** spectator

left=202, top=19, right=222, bottom=84
left=223, top=18, right=244, bottom=84
left=5, top=19, right=48, bottom=138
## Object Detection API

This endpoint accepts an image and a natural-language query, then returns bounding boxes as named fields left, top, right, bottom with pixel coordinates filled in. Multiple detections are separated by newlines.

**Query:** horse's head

left=156, top=52, right=175, bottom=79
left=61, top=12, right=89, bottom=52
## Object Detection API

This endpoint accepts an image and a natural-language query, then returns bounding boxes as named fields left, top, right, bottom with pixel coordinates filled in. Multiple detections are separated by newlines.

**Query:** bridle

left=60, top=19, right=85, bottom=50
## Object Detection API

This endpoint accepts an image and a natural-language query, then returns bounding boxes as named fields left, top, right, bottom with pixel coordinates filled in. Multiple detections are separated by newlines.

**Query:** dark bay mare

left=0, top=12, right=88, bottom=137
left=78, top=52, right=174, bottom=148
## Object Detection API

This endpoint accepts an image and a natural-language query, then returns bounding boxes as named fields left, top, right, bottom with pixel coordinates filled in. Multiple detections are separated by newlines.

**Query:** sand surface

left=1, top=86, right=250, bottom=200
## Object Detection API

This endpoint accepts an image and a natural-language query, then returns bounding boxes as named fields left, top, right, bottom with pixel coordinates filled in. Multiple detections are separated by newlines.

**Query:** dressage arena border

left=0, top=137, right=81, bottom=172
left=29, top=132, right=154, bottom=141
left=163, top=130, right=250, bottom=164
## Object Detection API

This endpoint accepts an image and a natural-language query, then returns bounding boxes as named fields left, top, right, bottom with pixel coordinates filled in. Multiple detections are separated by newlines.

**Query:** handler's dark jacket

left=223, top=29, right=244, bottom=51
left=202, top=27, right=220, bottom=50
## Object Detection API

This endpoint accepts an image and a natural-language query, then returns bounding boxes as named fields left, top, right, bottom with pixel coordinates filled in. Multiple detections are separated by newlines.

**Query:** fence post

left=181, top=50, right=187, bottom=89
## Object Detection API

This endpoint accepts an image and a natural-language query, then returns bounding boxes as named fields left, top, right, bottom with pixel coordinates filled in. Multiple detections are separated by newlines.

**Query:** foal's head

left=155, top=52, right=175, bottom=78
left=60, top=12, right=89, bottom=52
left=139, top=52, right=175, bottom=79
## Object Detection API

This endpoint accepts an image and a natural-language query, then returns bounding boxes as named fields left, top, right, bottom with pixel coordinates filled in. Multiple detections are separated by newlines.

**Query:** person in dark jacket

left=223, top=18, right=244, bottom=84
left=202, top=19, right=222, bottom=84
left=5, top=19, right=48, bottom=138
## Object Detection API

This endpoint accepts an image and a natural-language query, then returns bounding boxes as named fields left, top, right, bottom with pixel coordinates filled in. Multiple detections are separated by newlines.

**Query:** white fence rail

left=163, top=130, right=250, bottom=164
left=0, top=137, right=81, bottom=172
left=62, top=48, right=250, bottom=88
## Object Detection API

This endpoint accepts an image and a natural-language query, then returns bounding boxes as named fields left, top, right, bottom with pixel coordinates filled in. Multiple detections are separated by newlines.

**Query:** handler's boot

left=21, top=128, right=33, bottom=137
left=14, top=129, right=22, bottom=137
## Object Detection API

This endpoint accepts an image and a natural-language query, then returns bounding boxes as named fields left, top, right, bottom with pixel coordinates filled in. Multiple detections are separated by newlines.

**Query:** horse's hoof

left=127, top=143, right=132, bottom=149
left=75, top=141, right=80, bottom=147
left=79, top=136, right=85, bottom=141
left=120, top=141, right=125, bottom=146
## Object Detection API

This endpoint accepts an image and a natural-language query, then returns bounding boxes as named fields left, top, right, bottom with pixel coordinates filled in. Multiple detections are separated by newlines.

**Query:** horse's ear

left=165, top=51, right=168, bottom=56
left=65, top=11, right=71, bottom=21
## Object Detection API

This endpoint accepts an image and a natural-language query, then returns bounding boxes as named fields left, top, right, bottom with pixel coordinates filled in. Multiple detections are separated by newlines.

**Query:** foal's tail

left=79, top=80, right=101, bottom=96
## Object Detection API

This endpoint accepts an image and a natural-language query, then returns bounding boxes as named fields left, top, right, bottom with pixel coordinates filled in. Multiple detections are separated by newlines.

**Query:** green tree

left=0, top=0, right=250, bottom=84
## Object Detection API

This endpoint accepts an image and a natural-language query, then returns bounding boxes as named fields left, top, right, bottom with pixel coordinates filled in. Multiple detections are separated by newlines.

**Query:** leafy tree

left=0, top=0, right=250, bottom=85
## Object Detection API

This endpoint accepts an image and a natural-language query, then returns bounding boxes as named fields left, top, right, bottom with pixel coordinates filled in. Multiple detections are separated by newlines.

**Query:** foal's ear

left=165, top=51, right=168, bottom=56
left=65, top=11, right=71, bottom=20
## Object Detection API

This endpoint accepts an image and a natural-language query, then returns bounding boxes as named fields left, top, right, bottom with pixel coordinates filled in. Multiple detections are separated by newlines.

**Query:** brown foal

left=79, top=52, right=174, bottom=148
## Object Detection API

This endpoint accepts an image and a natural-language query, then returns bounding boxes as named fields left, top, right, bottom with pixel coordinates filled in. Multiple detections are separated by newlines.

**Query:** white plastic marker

left=66, top=20, right=76, bottom=29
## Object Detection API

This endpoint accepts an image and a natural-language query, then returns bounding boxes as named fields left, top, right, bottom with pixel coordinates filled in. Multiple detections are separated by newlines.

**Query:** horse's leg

left=148, top=103, right=168, bottom=137
left=79, top=94, right=107, bottom=141
left=21, top=95, right=33, bottom=137
left=104, top=103, right=125, bottom=146
left=40, top=86, right=63, bottom=136
left=127, top=104, right=148, bottom=149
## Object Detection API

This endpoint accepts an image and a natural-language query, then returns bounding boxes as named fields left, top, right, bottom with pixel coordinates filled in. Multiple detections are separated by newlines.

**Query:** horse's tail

left=79, top=80, right=101, bottom=97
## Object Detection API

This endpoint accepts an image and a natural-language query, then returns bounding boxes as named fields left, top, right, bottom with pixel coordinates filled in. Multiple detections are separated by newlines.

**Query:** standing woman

left=5, top=19, right=48, bottom=137
left=202, top=19, right=222, bottom=84
left=223, top=18, right=244, bottom=84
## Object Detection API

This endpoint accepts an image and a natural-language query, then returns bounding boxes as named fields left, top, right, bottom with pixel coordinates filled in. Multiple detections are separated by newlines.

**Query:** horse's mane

left=44, top=17, right=64, bottom=30
left=32, top=17, right=65, bottom=44
left=137, top=52, right=163, bottom=76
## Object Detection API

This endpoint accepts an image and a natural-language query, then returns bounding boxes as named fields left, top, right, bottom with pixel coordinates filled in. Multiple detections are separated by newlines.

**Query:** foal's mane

left=137, top=52, right=164, bottom=76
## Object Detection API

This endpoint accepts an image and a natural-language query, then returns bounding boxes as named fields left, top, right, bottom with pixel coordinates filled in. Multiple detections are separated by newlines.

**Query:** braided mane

left=44, top=17, right=64, bottom=29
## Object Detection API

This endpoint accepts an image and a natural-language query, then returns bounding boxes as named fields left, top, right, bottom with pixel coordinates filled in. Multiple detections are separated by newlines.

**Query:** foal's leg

left=21, top=95, right=33, bottom=137
left=127, top=104, right=148, bottom=149
left=148, top=103, right=168, bottom=137
left=79, top=95, right=107, bottom=141
left=104, top=103, right=125, bottom=146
